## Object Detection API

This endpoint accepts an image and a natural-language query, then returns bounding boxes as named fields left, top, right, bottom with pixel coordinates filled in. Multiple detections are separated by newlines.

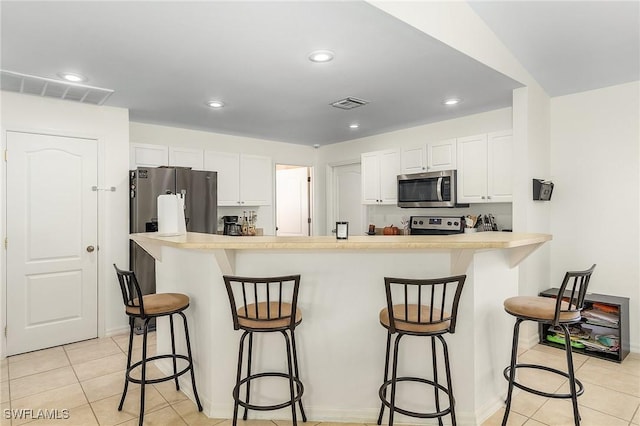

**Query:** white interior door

left=276, top=166, right=309, bottom=236
left=6, top=131, right=98, bottom=355
left=333, top=163, right=363, bottom=236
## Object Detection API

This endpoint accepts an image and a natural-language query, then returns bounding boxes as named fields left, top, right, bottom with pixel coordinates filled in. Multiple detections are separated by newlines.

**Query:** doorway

left=6, top=131, right=98, bottom=355
left=329, top=162, right=363, bottom=236
left=275, top=165, right=312, bottom=236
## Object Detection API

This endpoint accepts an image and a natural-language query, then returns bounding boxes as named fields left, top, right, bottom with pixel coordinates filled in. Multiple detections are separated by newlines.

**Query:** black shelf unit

left=538, top=288, right=630, bottom=363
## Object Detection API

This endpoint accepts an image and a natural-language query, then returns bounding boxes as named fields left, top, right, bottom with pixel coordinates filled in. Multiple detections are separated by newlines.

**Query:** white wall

left=0, top=91, right=131, bottom=355
left=129, top=122, right=315, bottom=235
left=550, top=81, right=640, bottom=352
left=315, top=107, right=513, bottom=234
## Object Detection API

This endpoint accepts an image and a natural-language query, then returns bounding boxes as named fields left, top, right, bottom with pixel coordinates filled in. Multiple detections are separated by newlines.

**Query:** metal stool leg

left=439, top=335, right=456, bottom=426
left=291, top=329, right=307, bottom=422
left=502, top=318, right=523, bottom=426
left=432, top=336, right=444, bottom=426
left=282, top=330, right=298, bottom=426
left=561, top=324, right=581, bottom=426
left=232, top=331, right=249, bottom=426
left=243, top=332, right=253, bottom=420
left=388, top=333, right=403, bottom=426
left=118, top=318, right=135, bottom=411
left=170, top=314, right=179, bottom=390
left=138, top=318, right=151, bottom=426
left=180, top=312, right=203, bottom=411
left=377, top=331, right=392, bottom=425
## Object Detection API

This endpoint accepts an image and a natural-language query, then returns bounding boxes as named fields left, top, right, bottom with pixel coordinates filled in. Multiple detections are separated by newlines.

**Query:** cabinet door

left=361, top=152, right=381, bottom=204
left=240, top=154, right=273, bottom=206
left=378, top=149, right=400, bottom=204
left=427, top=138, right=457, bottom=171
left=204, top=151, right=240, bottom=206
left=169, top=147, right=204, bottom=170
left=487, top=131, right=513, bottom=202
left=401, top=146, right=425, bottom=174
left=456, top=134, right=488, bottom=203
left=130, top=143, right=168, bottom=169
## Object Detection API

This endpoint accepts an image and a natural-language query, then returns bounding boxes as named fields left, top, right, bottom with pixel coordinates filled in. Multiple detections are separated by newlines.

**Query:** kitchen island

left=130, top=232, right=551, bottom=425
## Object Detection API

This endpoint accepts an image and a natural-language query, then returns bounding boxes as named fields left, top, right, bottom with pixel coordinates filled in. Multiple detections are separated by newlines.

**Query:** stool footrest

left=233, top=372, right=304, bottom=411
left=126, top=354, right=193, bottom=385
left=503, top=364, right=584, bottom=399
left=379, top=376, right=453, bottom=419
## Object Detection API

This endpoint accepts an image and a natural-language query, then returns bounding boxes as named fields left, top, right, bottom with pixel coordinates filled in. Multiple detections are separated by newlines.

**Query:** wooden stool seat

left=379, top=305, right=451, bottom=334
left=238, top=302, right=302, bottom=330
left=126, top=293, right=190, bottom=316
left=504, top=296, right=581, bottom=322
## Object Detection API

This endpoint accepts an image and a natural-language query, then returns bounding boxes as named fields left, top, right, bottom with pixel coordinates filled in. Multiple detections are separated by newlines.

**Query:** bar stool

left=113, top=265, right=202, bottom=426
left=502, top=264, right=596, bottom=426
left=223, top=274, right=307, bottom=426
left=376, top=275, right=466, bottom=426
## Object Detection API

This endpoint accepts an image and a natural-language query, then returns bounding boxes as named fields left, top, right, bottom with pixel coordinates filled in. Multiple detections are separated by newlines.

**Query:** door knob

left=86, top=245, right=95, bottom=253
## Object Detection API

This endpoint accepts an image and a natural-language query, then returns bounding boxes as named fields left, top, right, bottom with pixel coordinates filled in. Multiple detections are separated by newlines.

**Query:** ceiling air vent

left=1, top=69, right=114, bottom=105
left=330, top=97, right=369, bottom=110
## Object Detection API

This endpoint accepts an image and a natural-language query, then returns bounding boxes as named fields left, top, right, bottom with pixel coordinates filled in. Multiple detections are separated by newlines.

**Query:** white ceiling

left=1, top=1, right=638, bottom=146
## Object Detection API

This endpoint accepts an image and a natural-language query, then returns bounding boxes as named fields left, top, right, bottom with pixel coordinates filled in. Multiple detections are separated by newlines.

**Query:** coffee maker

left=223, top=215, right=241, bottom=236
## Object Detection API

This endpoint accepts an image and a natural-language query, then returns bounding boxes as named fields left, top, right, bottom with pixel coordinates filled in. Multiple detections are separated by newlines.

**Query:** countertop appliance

left=223, top=215, right=242, bottom=236
left=397, top=170, right=467, bottom=208
left=409, top=215, right=464, bottom=235
left=130, top=167, right=217, bottom=300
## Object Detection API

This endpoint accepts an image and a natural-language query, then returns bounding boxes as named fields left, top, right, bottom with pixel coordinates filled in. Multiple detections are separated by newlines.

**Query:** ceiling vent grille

left=330, top=97, right=369, bottom=110
left=1, top=70, right=114, bottom=105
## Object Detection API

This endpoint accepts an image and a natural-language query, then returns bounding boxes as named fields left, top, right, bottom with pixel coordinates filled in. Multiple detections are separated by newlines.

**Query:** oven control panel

left=410, top=216, right=463, bottom=234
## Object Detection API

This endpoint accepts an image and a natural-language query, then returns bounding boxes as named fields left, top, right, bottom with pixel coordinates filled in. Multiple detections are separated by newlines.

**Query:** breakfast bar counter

left=130, top=232, right=551, bottom=425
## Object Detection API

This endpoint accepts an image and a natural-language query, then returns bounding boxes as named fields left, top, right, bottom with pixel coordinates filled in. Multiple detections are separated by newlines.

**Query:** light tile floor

left=1, top=333, right=638, bottom=425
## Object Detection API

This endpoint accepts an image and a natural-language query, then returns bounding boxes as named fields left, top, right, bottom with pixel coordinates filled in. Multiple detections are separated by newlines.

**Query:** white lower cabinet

left=457, top=130, right=512, bottom=203
left=204, top=151, right=273, bottom=206
left=361, top=149, right=400, bottom=204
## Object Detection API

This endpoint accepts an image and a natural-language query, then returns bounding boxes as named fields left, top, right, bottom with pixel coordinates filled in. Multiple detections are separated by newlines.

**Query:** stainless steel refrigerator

left=130, top=167, right=217, bottom=302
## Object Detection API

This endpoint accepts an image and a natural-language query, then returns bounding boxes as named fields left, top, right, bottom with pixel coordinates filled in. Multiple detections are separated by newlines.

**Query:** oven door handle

left=436, top=177, right=443, bottom=201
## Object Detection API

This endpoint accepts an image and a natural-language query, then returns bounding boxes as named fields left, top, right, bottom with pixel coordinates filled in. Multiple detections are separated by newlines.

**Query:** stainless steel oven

left=397, top=170, right=461, bottom=208
left=409, top=215, right=464, bottom=235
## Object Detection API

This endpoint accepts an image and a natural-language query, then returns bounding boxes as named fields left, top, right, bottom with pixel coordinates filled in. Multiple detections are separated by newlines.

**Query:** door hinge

left=4, top=150, right=7, bottom=162
left=4, top=326, right=6, bottom=338
left=307, top=218, right=311, bottom=224
left=4, top=238, right=6, bottom=249
left=307, top=176, right=311, bottom=182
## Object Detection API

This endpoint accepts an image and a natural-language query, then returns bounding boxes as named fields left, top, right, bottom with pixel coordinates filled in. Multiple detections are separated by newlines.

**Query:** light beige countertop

left=130, top=231, right=551, bottom=250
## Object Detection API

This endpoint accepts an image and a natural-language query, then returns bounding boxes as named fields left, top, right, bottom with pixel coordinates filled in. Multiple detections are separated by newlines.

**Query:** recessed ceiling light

left=58, top=72, right=87, bottom=83
left=206, top=100, right=225, bottom=108
left=443, top=97, right=462, bottom=106
left=308, top=50, right=334, bottom=63
left=349, top=123, right=359, bottom=129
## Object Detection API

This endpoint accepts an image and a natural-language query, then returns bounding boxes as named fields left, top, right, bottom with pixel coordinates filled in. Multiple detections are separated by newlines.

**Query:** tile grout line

left=63, top=337, right=102, bottom=426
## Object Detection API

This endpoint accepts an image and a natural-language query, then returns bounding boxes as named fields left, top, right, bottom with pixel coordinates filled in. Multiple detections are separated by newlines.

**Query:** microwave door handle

left=436, top=177, right=443, bottom=201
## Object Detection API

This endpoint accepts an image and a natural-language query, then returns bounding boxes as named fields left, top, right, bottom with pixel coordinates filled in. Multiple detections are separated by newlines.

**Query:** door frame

left=1, top=126, right=108, bottom=357
left=326, top=159, right=364, bottom=236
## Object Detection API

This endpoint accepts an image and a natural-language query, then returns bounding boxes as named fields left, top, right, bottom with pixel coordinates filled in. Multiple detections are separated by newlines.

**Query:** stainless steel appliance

left=223, top=215, right=242, bottom=236
left=130, top=167, right=217, bottom=298
left=397, top=170, right=466, bottom=208
left=409, top=215, right=464, bottom=235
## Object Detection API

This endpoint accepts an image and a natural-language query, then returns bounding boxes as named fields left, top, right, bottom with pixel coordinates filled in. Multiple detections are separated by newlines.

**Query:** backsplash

left=366, top=203, right=513, bottom=233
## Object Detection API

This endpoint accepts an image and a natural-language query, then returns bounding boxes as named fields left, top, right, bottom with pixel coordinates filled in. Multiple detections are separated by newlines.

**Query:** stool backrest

left=113, top=264, right=146, bottom=318
left=223, top=274, right=301, bottom=330
left=384, top=275, right=466, bottom=334
left=553, top=264, right=596, bottom=326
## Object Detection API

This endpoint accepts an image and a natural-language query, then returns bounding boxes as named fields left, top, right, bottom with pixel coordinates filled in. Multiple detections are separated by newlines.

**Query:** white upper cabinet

left=457, top=131, right=512, bottom=203
left=205, top=151, right=273, bottom=206
left=401, top=139, right=456, bottom=174
left=169, top=147, right=204, bottom=170
left=130, top=143, right=168, bottom=169
left=361, top=149, right=400, bottom=205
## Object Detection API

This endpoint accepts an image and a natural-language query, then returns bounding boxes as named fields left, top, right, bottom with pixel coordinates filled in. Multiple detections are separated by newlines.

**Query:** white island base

left=131, top=232, right=551, bottom=425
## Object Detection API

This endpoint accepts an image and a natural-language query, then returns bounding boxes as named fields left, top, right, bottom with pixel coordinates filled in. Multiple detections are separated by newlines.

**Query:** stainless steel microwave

left=397, top=170, right=460, bottom=208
